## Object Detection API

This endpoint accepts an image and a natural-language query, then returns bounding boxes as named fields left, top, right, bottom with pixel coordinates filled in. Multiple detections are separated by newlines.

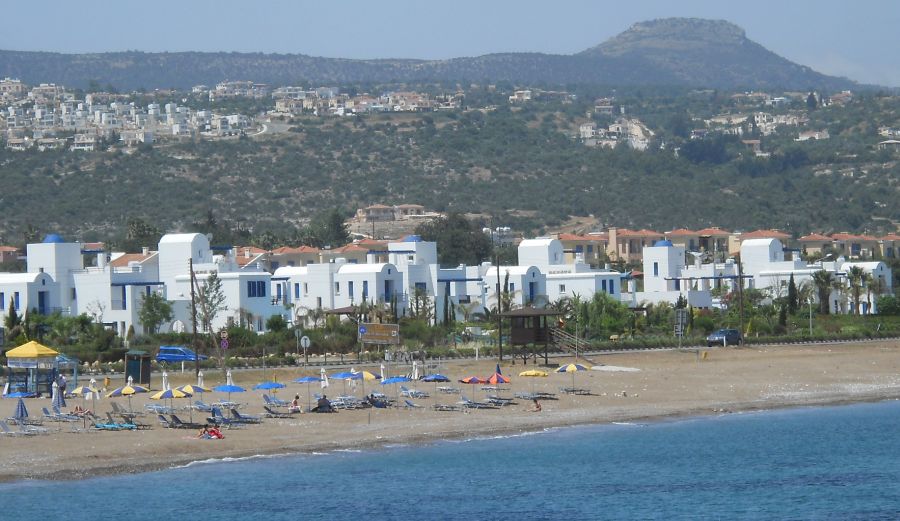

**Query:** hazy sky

left=2, top=0, right=898, bottom=86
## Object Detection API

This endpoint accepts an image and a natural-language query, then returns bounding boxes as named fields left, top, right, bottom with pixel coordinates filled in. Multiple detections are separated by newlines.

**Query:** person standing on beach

left=529, top=399, right=542, bottom=412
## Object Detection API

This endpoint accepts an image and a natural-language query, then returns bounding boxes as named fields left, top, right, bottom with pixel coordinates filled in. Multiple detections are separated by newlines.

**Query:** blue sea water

left=4, top=401, right=900, bottom=520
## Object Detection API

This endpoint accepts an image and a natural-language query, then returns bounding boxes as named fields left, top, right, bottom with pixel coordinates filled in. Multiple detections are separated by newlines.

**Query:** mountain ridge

left=0, top=18, right=859, bottom=91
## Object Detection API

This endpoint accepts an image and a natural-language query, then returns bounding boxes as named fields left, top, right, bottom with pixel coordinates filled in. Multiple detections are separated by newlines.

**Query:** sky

left=2, top=0, right=899, bottom=86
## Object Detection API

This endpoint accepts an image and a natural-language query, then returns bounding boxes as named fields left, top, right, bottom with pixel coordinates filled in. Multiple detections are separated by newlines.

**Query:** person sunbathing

left=198, top=425, right=211, bottom=439
left=207, top=426, right=224, bottom=439
left=73, top=405, right=89, bottom=416
left=289, top=394, right=303, bottom=413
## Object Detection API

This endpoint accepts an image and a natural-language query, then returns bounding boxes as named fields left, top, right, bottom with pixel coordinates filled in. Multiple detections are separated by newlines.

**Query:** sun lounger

left=207, top=407, right=242, bottom=428
left=458, top=396, right=498, bottom=409
left=112, top=402, right=144, bottom=417
left=230, top=408, right=262, bottom=424
left=193, top=400, right=213, bottom=412
left=42, top=406, right=77, bottom=422
left=158, top=414, right=175, bottom=428
left=263, top=405, right=294, bottom=418
left=170, top=414, right=202, bottom=430
left=432, top=403, right=462, bottom=412
left=145, top=404, right=175, bottom=414
left=404, top=399, right=424, bottom=409
left=105, top=412, right=138, bottom=430
left=20, top=423, right=50, bottom=435
left=263, top=394, right=290, bottom=407
left=486, top=395, right=515, bottom=406
left=400, top=386, right=430, bottom=399
left=0, top=422, right=32, bottom=436
left=53, top=405, right=81, bottom=421
left=559, top=387, right=592, bottom=395
left=437, top=386, right=460, bottom=394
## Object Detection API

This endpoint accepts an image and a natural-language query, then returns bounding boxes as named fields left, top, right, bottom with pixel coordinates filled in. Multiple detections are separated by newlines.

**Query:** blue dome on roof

left=42, top=234, right=65, bottom=243
left=654, top=240, right=673, bottom=247
left=401, top=234, right=423, bottom=242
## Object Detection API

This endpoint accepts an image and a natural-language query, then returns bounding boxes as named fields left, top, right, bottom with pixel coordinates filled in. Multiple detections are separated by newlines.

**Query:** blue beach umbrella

left=213, top=384, right=246, bottom=403
left=293, top=376, right=322, bottom=411
left=381, top=375, right=412, bottom=402
left=13, top=398, right=28, bottom=423
left=329, top=372, right=361, bottom=395
left=253, top=381, right=286, bottom=398
left=421, top=373, right=450, bottom=394
left=4, top=391, right=32, bottom=398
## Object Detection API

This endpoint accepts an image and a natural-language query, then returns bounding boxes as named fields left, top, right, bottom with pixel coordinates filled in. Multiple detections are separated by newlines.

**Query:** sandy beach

left=2, top=339, right=899, bottom=483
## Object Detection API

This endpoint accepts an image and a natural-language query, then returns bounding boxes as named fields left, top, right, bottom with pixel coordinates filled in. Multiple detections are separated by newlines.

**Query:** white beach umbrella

left=127, top=375, right=134, bottom=386
left=320, top=367, right=329, bottom=389
left=197, top=371, right=205, bottom=388
left=380, top=363, right=386, bottom=381
left=161, top=370, right=169, bottom=391
left=226, top=370, right=234, bottom=386
left=412, top=360, right=419, bottom=381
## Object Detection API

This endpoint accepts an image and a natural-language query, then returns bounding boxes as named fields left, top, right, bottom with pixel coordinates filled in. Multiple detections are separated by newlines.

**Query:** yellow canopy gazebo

left=5, top=341, right=61, bottom=396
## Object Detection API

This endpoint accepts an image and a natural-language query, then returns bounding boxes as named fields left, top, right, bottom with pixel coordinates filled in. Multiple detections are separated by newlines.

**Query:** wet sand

left=2, top=339, right=899, bottom=483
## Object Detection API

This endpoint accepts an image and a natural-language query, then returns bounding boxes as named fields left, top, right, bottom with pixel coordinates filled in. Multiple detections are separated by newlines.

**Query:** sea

left=4, top=400, right=900, bottom=520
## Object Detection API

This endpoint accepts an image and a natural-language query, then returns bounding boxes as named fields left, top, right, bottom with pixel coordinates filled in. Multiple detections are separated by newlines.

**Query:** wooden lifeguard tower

left=499, top=308, right=561, bottom=365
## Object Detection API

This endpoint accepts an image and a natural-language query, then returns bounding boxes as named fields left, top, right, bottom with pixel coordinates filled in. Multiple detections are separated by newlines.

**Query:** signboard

left=674, top=324, right=684, bottom=337
left=300, top=336, right=311, bottom=349
left=358, top=323, right=400, bottom=345
left=220, top=339, right=229, bottom=350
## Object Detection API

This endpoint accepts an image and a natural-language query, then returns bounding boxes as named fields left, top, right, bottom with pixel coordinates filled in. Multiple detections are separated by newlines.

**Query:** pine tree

left=787, top=274, right=798, bottom=315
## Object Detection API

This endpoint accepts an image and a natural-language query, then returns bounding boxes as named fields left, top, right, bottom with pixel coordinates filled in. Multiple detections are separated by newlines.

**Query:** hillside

left=0, top=18, right=857, bottom=91
left=1, top=95, right=898, bottom=246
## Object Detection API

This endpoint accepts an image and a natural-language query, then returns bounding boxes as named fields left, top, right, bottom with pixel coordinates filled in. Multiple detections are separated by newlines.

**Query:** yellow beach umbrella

left=518, top=369, right=548, bottom=394
left=107, top=384, right=150, bottom=413
left=555, top=363, right=589, bottom=389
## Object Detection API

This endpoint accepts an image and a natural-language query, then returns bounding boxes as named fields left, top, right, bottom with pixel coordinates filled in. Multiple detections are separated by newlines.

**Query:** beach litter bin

left=125, top=350, right=152, bottom=386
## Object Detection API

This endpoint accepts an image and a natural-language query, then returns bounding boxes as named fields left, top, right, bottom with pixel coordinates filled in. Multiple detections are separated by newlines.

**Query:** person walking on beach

left=529, top=399, right=542, bottom=413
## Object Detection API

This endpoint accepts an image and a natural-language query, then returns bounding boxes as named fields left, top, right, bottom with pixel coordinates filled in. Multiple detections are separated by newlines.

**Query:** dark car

left=155, top=346, right=207, bottom=364
left=706, top=329, right=742, bottom=347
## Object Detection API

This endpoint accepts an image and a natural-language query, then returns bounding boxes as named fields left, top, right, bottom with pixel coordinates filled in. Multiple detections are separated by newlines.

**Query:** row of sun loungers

left=0, top=421, right=50, bottom=436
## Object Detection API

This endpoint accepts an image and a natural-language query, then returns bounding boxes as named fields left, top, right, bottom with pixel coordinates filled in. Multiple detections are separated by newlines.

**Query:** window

left=0, top=292, right=4, bottom=310
left=248, top=280, right=257, bottom=297
left=145, top=286, right=151, bottom=296
left=304, top=283, right=309, bottom=296
left=294, top=283, right=300, bottom=299
left=674, top=279, right=681, bottom=291
left=575, top=245, right=583, bottom=253
left=14, top=291, right=19, bottom=310
left=653, top=262, right=659, bottom=277
left=587, top=245, right=593, bottom=253
left=559, top=284, right=566, bottom=293
left=248, top=280, right=266, bottom=298
left=348, top=281, right=354, bottom=298
left=363, top=281, right=369, bottom=300
left=602, top=280, right=607, bottom=292
left=71, top=288, right=76, bottom=300
left=257, top=281, right=266, bottom=297
left=510, top=283, right=515, bottom=293
left=335, top=282, right=340, bottom=295
left=608, top=281, right=615, bottom=295
left=415, top=282, right=427, bottom=292
left=276, top=284, right=283, bottom=301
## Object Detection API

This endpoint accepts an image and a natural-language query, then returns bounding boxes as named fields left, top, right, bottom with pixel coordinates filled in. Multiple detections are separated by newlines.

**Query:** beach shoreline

left=2, top=339, right=899, bottom=484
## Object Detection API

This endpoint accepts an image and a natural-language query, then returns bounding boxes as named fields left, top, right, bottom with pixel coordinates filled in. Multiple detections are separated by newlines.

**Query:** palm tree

left=846, top=266, right=865, bottom=314
left=811, top=270, right=834, bottom=314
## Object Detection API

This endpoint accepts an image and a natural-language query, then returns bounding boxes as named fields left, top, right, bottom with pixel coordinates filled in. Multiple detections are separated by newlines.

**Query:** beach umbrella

left=13, top=397, right=28, bottom=423
left=556, top=363, right=589, bottom=389
left=412, top=361, right=419, bottom=381
left=421, top=373, right=450, bottom=394
left=380, top=363, right=386, bottom=381
left=52, top=380, right=66, bottom=409
left=4, top=392, right=32, bottom=398
left=358, top=369, right=380, bottom=396
left=330, top=372, right=360, bottom=396
left=226, top=370, right=234, bottom=386
left=381, top=375, right=411, bottom=402
left=320, top=368, right=329, bottom=390
left=459, top=376, right=486, bottom=400
left=71, top=382, right=100, bottom=422
left=295, top=376, right=323, bottom=409
left=161, top=370, right=170, bottom=391
left=294, top=376, right=322, bottom=411
left=213, top=384, right=246, bottom=404
left=107, top=384, right=150, bottom=413
left=486, top=372, right=510, bottom=386
left=197, top=371, right=205, bottom=388
left=254, top=381, right=287, bottom=400
left=176, top=384, right=210, bottom=424
left=127, top=375, right=133, bottom=386
left=518, top=369, right=548, bottom=394
left=151, top=388, right=190, bottom=416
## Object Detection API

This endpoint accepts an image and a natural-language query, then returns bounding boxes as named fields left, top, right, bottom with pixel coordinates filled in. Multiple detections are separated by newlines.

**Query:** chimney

left=142, top=246, right=149, bottom=256
left=244, top=247, right=251, bottom=259
left=97, top=252, right=106, bottom=269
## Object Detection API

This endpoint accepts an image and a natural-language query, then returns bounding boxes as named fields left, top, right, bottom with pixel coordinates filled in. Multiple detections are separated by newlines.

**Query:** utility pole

left=189, top=258, right=200, bottom=376
left=736, top=254, right=745, bottom=343
left=496, top=253, right=502, bottom=362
